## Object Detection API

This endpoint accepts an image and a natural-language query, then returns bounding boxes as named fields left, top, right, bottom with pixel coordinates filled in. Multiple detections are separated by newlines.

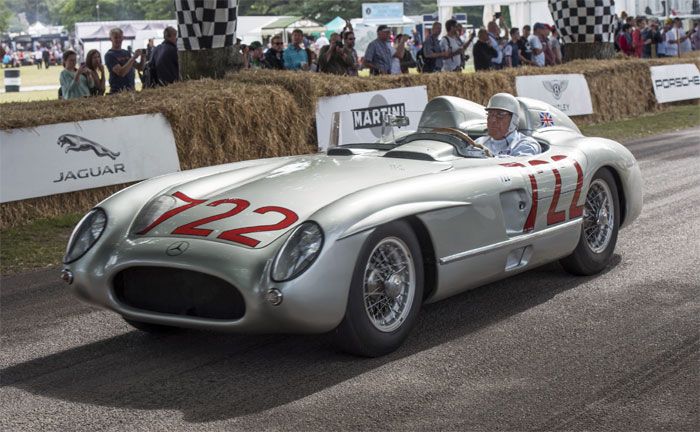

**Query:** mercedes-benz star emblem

left=166, top=241, right=189, bottom=256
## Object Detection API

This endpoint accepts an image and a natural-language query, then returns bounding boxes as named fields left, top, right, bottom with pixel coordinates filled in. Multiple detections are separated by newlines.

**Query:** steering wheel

left=431, top=127, right=494, bottom=157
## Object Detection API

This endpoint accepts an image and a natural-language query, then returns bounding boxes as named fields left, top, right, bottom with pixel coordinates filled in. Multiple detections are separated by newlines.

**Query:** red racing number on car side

left=501, top=155, right=585, bottom=231
left=138, top=192, right=298, bottom=247
left=569, top=161, right=585, bottom=219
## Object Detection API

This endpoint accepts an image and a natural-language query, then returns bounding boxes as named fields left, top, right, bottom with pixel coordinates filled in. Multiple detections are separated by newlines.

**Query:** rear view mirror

left=383, top=114, right=410, bottom=128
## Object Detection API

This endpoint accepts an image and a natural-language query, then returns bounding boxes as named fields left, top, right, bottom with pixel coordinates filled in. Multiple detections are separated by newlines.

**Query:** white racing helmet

left=486, top=93, right=520, bottom=133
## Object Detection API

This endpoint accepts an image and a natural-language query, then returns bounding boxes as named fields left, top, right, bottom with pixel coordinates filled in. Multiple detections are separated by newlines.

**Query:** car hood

left=138, top=154, right=452, bottom=248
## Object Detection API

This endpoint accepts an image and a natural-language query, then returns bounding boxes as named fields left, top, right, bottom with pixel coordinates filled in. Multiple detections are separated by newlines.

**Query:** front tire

left=333, top=221, right=424, bottom=357
left=560, top=168, right=620, bottom=276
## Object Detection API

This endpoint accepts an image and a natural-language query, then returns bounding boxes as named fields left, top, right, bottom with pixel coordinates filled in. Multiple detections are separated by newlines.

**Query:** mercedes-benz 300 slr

left=61, top=96, right=642, bottom=356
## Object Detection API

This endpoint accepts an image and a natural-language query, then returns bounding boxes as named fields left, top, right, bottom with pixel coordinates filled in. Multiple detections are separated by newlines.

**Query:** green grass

left=1, top=213, right=83, bottom=275
left=580, top=104, right=700, bottom=142
left=0, top=89, right=58, bottom=103
left=2, top=64, right=62, bottom=87
left=0, top=104, right=698, bottom=276
left=0, top=65, right=62, bottom=104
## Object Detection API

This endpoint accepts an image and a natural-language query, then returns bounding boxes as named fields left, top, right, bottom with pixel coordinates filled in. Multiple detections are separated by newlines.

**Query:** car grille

left=113, top=267, right=245, bottom=320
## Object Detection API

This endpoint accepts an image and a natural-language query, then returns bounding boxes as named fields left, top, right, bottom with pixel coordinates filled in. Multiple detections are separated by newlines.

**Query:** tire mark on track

left=632, top=140, right=699, bottom=161
left=643, top=175, right=700, bottom=204
left=536, top=334, right=700, bottom=432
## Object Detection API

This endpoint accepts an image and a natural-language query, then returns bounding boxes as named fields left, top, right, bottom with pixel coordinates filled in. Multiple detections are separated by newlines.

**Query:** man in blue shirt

left=363, top=25, right=392, bottom=75
left=150, top=26, right=179, bottom=86
left=105, top=27, right=145, bottom=93
left=283, top=29, right=310, bottom=71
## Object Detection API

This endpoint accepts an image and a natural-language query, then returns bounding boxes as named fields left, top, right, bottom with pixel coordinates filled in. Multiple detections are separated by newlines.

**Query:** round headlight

left=132, top=194, right=177, bottom=234
left=64, top=208, right=107, bottom=264
left=272, top=222, right=324, bottom=282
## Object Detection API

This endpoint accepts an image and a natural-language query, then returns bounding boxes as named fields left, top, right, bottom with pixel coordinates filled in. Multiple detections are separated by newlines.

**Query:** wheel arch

left=599, top=165, right=627, bottom=227
left=404, top=216, right=438, bottom=302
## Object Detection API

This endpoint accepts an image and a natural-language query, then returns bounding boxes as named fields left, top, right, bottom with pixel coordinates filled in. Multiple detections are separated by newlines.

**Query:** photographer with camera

left=319, top=33, right=355, bottom=75
left=105, top=27, right=144, bottom=93
left=441, top=19, right=474, bottom=72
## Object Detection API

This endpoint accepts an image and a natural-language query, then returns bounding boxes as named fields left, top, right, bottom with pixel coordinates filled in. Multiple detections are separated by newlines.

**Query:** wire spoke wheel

left=583, top=179, right=615, bottom=254
left=362, top=237, right=415, bottom=333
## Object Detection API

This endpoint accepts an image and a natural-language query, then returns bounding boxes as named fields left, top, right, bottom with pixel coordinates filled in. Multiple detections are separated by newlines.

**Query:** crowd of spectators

left=616, top=15, right=697, bottom=58
left=238, top=15, right=699, bottom=76
left=241, top=26, right=364, bottom=75
left=55, top=26, right=180, bottom=100
left=1, top=42, right=63, bottom=68
left=5, top=15, right=700, bottom=101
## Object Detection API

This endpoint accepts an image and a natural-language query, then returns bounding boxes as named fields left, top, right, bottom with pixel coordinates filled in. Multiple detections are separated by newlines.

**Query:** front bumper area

left=65, top=230, right=369, bottom=334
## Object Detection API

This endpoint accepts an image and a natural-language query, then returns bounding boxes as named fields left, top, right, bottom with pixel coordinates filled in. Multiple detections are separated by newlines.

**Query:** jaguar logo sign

left=57, top=134, right=121, bottom=160
left=542, top=80, right=569, bottom=100
left=54, top=134, right=125, bottom=183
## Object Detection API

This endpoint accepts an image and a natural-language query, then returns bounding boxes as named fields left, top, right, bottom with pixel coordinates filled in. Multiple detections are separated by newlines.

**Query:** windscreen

left=326, top=110, right=486, bottom=150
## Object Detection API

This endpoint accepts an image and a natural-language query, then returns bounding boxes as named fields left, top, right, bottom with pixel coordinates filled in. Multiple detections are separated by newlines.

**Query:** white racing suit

left=475, top=130, right=541, bottom=157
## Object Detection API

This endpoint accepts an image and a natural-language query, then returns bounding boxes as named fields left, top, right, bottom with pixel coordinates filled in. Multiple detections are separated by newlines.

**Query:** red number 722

left=137, top=191, right=298, bottom=247
left=501, top=155, right=584, bottom=233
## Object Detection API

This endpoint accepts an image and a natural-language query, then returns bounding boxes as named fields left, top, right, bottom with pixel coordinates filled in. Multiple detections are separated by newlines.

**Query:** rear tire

left=560, top=168, right=620, bottom=276
left=334, top=221, right=424, bottom=357
left=123, top=318, right=180, bottom=334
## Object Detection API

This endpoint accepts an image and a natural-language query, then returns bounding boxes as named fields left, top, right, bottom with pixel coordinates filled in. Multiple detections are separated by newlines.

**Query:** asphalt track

left=1, top=127, right=698, bottom=431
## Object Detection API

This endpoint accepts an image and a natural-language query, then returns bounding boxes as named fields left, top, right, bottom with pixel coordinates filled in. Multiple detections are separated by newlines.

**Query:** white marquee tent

left=437, top=0, right=676, bottom=31
left=437, top=0, right=555, bottom=30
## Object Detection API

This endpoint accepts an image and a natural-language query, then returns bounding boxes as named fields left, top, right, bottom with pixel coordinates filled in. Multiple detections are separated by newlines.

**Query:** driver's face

left=486, top=109, right=512, bottom=140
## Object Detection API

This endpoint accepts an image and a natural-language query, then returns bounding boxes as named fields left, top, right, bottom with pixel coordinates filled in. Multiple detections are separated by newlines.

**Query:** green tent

left=323, top=16, right=347, bottom=38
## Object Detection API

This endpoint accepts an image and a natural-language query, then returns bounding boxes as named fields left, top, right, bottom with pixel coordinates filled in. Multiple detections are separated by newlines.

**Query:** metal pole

left=96, top=3, right=100, bottom=21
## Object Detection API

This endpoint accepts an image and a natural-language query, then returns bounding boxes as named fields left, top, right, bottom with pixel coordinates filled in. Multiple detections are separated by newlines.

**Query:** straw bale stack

left=1, top=55, right=698, bottom=228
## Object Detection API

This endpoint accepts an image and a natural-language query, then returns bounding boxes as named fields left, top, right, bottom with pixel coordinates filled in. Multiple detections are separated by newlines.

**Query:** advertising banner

left=0, top=114, right=180, bottom=203
left=362, top=2, right=404, bottom=23
left=515, top=74, right=593, bottom=116
left=315, top=86, right=429, bottom=151
left=649, top=64, right=700, bottom=104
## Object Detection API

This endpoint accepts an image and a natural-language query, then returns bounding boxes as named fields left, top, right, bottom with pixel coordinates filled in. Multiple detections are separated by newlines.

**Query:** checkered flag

left=175, top=0, right=238, bottom=51
left=548, top=0, right=617, bottom=43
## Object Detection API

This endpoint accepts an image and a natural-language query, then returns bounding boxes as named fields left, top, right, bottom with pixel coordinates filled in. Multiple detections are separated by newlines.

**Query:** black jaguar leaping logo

left=57, top=134, right=121, bottom=160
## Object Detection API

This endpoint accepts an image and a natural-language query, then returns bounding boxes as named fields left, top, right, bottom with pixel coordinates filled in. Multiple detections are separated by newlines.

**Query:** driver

left=476, top=93, right=541, bottom=157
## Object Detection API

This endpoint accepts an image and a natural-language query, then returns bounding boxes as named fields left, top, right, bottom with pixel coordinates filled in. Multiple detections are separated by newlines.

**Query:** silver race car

left=61, top=96, right=642, bottom=357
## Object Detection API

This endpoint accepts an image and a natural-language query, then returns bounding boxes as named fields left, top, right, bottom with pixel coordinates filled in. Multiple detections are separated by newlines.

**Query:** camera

left=494, top=12, right=502, bottom=19
left=335, top=41, right=344, bottom=48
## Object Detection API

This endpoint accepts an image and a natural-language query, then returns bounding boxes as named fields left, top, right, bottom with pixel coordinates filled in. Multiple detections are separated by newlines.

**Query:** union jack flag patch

left=539, top=112, right=555, bottom=127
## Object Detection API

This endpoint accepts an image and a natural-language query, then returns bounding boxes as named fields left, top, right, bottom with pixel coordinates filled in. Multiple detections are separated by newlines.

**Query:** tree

left=136, top=0, right=175, bottom=20
left=0, top=0, right=13, bottom=33
left=44, top=0, right=173, bottom=29
left=237, top=0, right=365, bottom=23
